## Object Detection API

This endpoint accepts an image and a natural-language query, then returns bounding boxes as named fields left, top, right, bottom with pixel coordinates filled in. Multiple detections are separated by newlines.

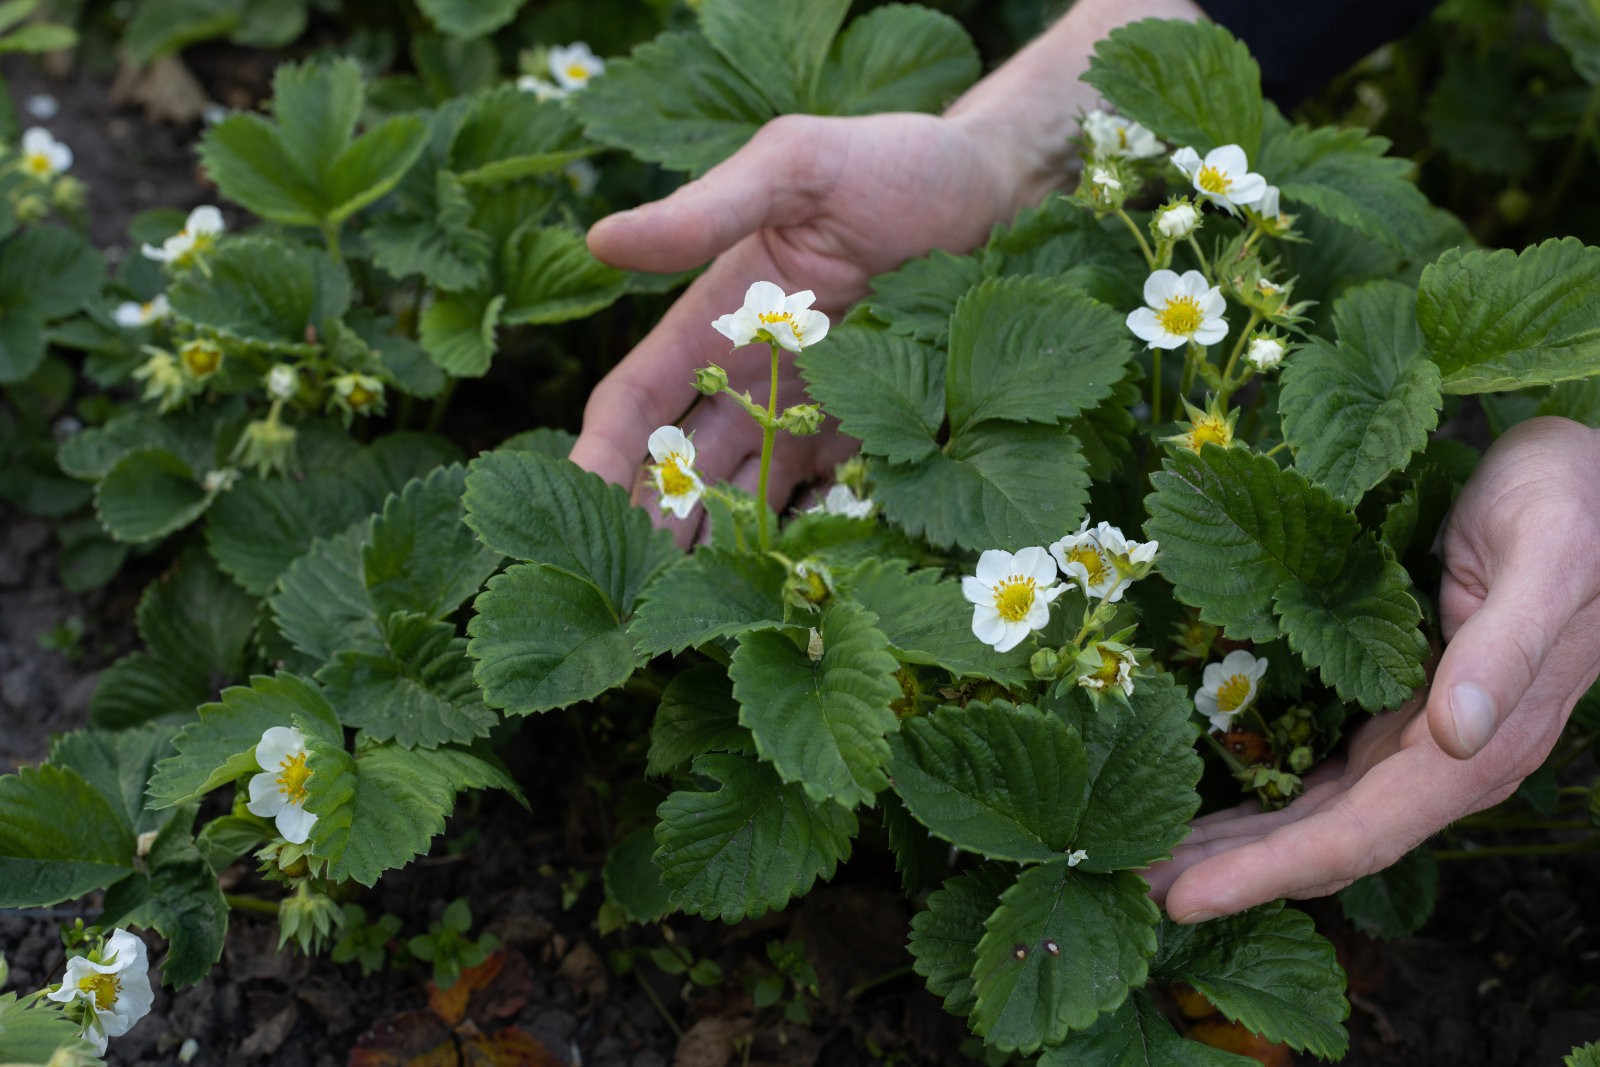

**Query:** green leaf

left=1038, top=992, right=1258, bottom=1066
left=146, top=673, right=338, bottom=808
left=1423, top=53, right=1531, bottom=178
left=573, top=30, right=771, bottom=176
left=729, top=601, right=899, bottom=811
left=0, top=23, right=76, bottom=55
left=907, top=865, right=1013, bottom=1019
left=57, top=404, right=226, bottom=481
left=837, top=559, right=1033, bottom=686
left=232, top=0, right=305, bottom=47
left=364, top=464, right=501, bottom=620
left=980, top=196, right=1143, bottom=298
left=647, top=664, right=753, bottom=777
left=946, top=276, right=1132, bottom=435
left=1152, top=903, right=1349, bottom=1060
left=325, top=114, right=430, bottom=225
left=1083, top=18, right=1263, bottom=158
left=0, top=309, right=43, bottom=383
left=420, top=291, right=503, bottom=376
left=168, top=236, right=351, bottom=354
left=199, top=114, right=322, bottom=227
left=628, top=549, right=786, bottom=657
left=366, top=169, right=491, bottom=292
left=95, top=449, right=211, bottom=544
left=99, top=814, right=227, bottom=988
left=1280, top=281, right=1442, bottom=506
left=971, top=864, right=1158, bottom=1052
left=0, top=764, right=135, bottom=906
left=860, top=248, right=983, bottom=347
left=798, top=324, right=944, bottom=463
left=699, top=0, right=847, bottom=114
left=122, top=0, right=239, bottom=64
left=499, top=226, right=629, bottom=326
left=450, top=85, right=587, bottom=184
left=270, top=522, right=383, bottom=665
left=1337, top=847, right=1438, bottom=940
left=468, top=563, right=640, bottom=715
left=308, top=743, right=523, bottom=886
left=1146, top=446, right=1427, bottom=709
left=653, top=754, right=855, bottom=923
left=0, top=225, right=101, bottom=320
left=1567, top=1042, right=1600, bottom=1067
left=872, top=421, right=1089, bottom=551
left=1048, top=673, right=1202, bottom=872
left=318, top=614, right=496, bottom=748
left=889, top=701, right=1088, bottom=863
left=0, top=992, right=96, bottom=1062
left=88, top=652, right=209, bottom=730
left=463, top=449, right=676, bottom=614
left=417, top=0, right=523, bottom=38
left=811, top=5, right=978, bottom=115
left=1552, top=0, right=1600, bottom=84
left=603, top=826, right=673, bottom=924
left=1418, top=238, right=1600, bottom=393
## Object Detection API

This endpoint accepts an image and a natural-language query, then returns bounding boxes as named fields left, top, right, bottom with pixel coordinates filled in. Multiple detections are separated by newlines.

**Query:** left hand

left=1147, top=417, right=1600, bottom=922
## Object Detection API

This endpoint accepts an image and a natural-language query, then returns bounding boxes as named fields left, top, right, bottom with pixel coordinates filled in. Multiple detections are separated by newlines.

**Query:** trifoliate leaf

left=946, top=276, right=1132, bottom=435
left=420, top=290, right=504, bottom=377
left=468, top=563, right=640, bottom=715
left=1280, top=281, right=1441, bottom=506
left=646, top=664, right=753, bottom=777
left=654, top=753, right=856, bottom=922
left=94, top=449, right=211, bottom=544
left=872, top=421, right=1089, bottom=551
left=168, top=236, right=350, bottom=355
left=811, top=4, right=978, bottom=115
left=1084, top=18, right=1263, bottom=157
left=99, top=814, right=226, bottom=988
left=317, top=614, right=496, bottom=748
left=146, top=673, right=339, bottom=808
left=889, top=701, right=1088, bottom=864
left=859, top=248, right=982, bottom=347
left=499, top=226, right=629, bottom=326
left=729, top=601, right=900, bottom=811
left=1418, top=238, right=1600, bottom=393
left=837, top=559, right=1033, bottom=686
left=629, top=549, right=787, bottom=658
left=971, top=865, right=1158, bottom=1052
left=0, top=764, right=135, bottom=907
left=1338, top=847, right=1439, bottom=939
left=308, top=742, right=523, bottom=886
left=573, top=30, right=770, bottom=176
left=797, top=324, right=945, bottom=463
left=1552, top=0, right=1600, bottom=84
left=1152, top=903, right=1349, bottom=1060
left=364, top=464, right=501, bottom=621
left=603, top=826, right=673, bottom=925
left=1037, top=992, right=1258, bottom=1066
left=908, top=865, right=1013, bottom=1019
left=463, top=449, right=676, bottom=615
left=416, top=0, right=522, bottom=38
left=699, top=0, right=847, bottom=114
left=1047, top=673, right=1202, bottom=872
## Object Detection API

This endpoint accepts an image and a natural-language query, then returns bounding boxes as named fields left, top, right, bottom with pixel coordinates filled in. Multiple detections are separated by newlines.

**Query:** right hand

left=573, top=111, right=1029, bottom=538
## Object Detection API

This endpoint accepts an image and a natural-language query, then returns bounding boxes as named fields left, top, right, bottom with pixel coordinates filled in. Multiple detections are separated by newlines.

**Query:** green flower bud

left=693, top=363, right=730, bottom=395
left=231, top=417, right=298, bottom=478
left=13, top=192, right=48, bottom=222
left=777, top=403, right=824, bottom=435
left=51, top=175, right=86, bottom=211
left=1288, top=745, right=1314, bottom=773
left=1030, top=647, right=1063, bottom=680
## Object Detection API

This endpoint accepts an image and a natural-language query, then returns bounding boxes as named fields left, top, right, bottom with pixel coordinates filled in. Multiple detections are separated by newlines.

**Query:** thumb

left=1426, top=544, right=1589, bottom=759
left=586, top=115, right=834, bottom=274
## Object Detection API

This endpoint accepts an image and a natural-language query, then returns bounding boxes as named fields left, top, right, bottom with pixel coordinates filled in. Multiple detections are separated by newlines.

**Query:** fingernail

left=1450, top=682, right=1497, bottom=755
left=1176, top=908, right=1220, bottom=924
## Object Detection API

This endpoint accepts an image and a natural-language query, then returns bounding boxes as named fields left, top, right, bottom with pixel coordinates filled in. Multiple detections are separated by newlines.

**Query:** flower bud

left=13, top=192, right=48, bottom=222
left=232, top=417, right=298, bottom=478
left=1288, top=745, right=1315, bottom=773
left=785, top=559, right=834, bottom=609
left=777, top=403, right=824, bottom=435
left=179, top=338, right=223, bottom=379
left=1245, top=335, right=1286, bottom=372
left=203, top=468, right=240, bottom=494
left=51, top=175, right=87, bottom=211
left=266, top=363, right=298, bottom=400
left=1155, top=201, right=1200, bottom=239
left=693, top=363, right=730, bottom=395
left=1029, top=647, right=1063, bottom=680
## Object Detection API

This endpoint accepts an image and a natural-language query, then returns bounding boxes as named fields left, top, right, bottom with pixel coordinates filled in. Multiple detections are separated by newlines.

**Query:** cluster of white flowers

left=712, top=281, right=831, bottom=352
left=517, top=42, right=605, bottom=99
left=142, top=205, right=224, bottom=267
left=1194, top=649, right=1268, bottom=733
left=46, top=929, right=155, bottom=1053
left=1126, top=269, right=1227, bottom=349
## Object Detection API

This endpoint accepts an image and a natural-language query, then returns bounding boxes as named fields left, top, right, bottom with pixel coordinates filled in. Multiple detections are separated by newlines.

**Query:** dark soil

left=2, top=46, right=1597, bottom=1067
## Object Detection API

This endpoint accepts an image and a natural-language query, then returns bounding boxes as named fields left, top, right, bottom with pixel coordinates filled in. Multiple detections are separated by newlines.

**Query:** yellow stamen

left=1186, top=415, right=1233, bottom=451
left=658, top=455, right=695, bottom=497
left=180, top=341, right=221, bottom=378
left=1157, top=296, right=1204, bottom=337
left=1215, top=673, right=1253, bottom=714
left=24, top=153, right=53, bottom=177
left=991, top=576, right=1036, bottom=622
left=1064, top=545, right=1110, bottom=586
left=276, top=752, right=312, bottom=803
left=566, top=64, right=590, bottom=81
left=1116, top=127, right=1129, bottom=148
left=347, top=384, right=375, bottom=410
left=757, top=310, right=802, bottom=343
left=1196, top=165, right=1230, bottom=194
left=1091, top=647, right=1124, bottom=687
left=77, top=972, right=120, bottom=1012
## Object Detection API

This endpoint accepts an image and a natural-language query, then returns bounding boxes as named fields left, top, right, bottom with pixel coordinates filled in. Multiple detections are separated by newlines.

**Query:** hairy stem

left=1115, top=209, right=1156, bottom=269
left=756, top=343, right=780, bottom=551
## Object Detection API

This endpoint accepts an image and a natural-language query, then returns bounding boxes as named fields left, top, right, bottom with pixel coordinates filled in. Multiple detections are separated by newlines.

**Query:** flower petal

left=1206, top=144, right=1249, bottom=174
left=246, top=771, right=285, bottom=818
left=974, top=549, right=1014, bottom=585
left=1143, top=269, right=1181, bottom=307
left=254, top=725, right=305, bottom=770
left=961, top=575, right=990, bottom=605
left=646, top=425, right=690, bottom=463
left=743, top=280, right=786, bottom=314
left=1126, top=307, right=1164, bottom=344
left=992, top=621, right=1029, bottom=654
left=971, top=608, right=1007, bottom=647
left=275, top=802, right=318, bottom=845
left=1193, top=318, right=1229, bottom=346
left=1170, top=146, right=1201, bottom=177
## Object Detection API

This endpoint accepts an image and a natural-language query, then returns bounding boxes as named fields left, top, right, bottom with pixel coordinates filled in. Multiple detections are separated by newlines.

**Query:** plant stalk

left=225, top=893, right=281, bottom=916
left=755, top=342, right=780, bottom=551
left=1115, top=209, right=1156, bottom=269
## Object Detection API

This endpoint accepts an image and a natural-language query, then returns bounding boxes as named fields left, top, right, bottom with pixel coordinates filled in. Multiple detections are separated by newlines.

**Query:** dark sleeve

left=1198, top=0, right=1443, bottom=109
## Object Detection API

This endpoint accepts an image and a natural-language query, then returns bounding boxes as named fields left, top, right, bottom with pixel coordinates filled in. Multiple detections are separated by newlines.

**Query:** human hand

left=1147, top=416, right=1600, bottom=922
left=571, top=111, right=1027, bottom=539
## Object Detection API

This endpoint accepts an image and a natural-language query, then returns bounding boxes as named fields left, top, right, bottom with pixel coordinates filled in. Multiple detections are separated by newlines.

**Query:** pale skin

left=574, top=0, right=1600, bottom=921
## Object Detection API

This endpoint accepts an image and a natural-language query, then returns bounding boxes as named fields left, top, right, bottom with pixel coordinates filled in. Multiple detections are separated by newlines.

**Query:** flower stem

left=1186, top=235, right=1214, bottom=280
left=225, top=893, right=281, bottom=916
left=1151, top=349, right=1163, bottom=426
left=1216, top=310, right=1263, bottom=407
left=1263, top=441, right=1288, bottom=458
left=321, top=220, right=343, bottom=267
left=1115, top=209, right=1156, bottom=269
left=755, top=342, right=780, bottom=551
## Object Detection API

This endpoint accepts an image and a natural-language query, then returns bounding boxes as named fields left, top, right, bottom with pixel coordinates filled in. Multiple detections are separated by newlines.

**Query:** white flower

left=1195, top=649, right=1269, bottom=733
left=1246, top=336, right=1286, bottom=371
left=202, top=468, right=240, bottom=494
left=517, top=74, right=567, bottom=100
left=1254, top=184, right=1281, bottom=221
left=564, top=159, right=598, bottom=197
left=1126, top=269, right=1228, bottom=350
left=46, top=929, right=155, bottom=1053
left=548, top=42, right=604, bottom=91
left=246, top=726, right=318, bottom=844
left=961, top=547, right=1065, bottom=653
left=141, top=205, right=224, bottom=266
left=113, top=294, right=170, bottom=329
left=26, top=94, right=58, bottom=120
left=711, top=280, right=830, bottom=352
left=266, top=363, right=298, bottom=400
left=1077, top=642, right=1138, bottom=697
left=1082, top=109, right=1164, bottom=159
left=1155, top=202, right=1200, bottom=239
left=1049, top=519, right=1156, bottom=603
left=20, top=127, right=71, bottom=179
left=1170, top=145, right=1267, bottom=214
left=330, top=373, right=385, bottom=415
left=647, top=425, right=704, bottom=520
left=809, top=483, right=873, bottom=519
left=1065, top=849, right=1088, bottom=867
left=1090, top=167, right=1121, bottom=192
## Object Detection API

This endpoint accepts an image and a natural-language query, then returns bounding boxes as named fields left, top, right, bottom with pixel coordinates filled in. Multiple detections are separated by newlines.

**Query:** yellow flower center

left=1157, top=296, right=1204, bottom=337
left=24, top=152, right=53, bottom=177
left=1116, top=127, right=1129, bottom=148
left=180, top=341, right=221, bottom=378
left=566, top=63, right=590, bottom=81
left=658, top=455, right=695, bottom=497
left=1091, top=647, right=1124, bottom=686
left=1196, top=165, right=1230, bottom=194
left=1064, top=545, right=1110, bottom=586
left=276, top=752, right=312, bottom=803
left=78, top=972, right=120, bottom=1012
left=1187, top=415, right=1233, bottom=451
left=347, top=383, right=375, bottom=410
left=757, top=310, right=802, bottom=343
left=991, top=576, right=1036, bottom=622
left=1215, top=673, right=1253, bottom=714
